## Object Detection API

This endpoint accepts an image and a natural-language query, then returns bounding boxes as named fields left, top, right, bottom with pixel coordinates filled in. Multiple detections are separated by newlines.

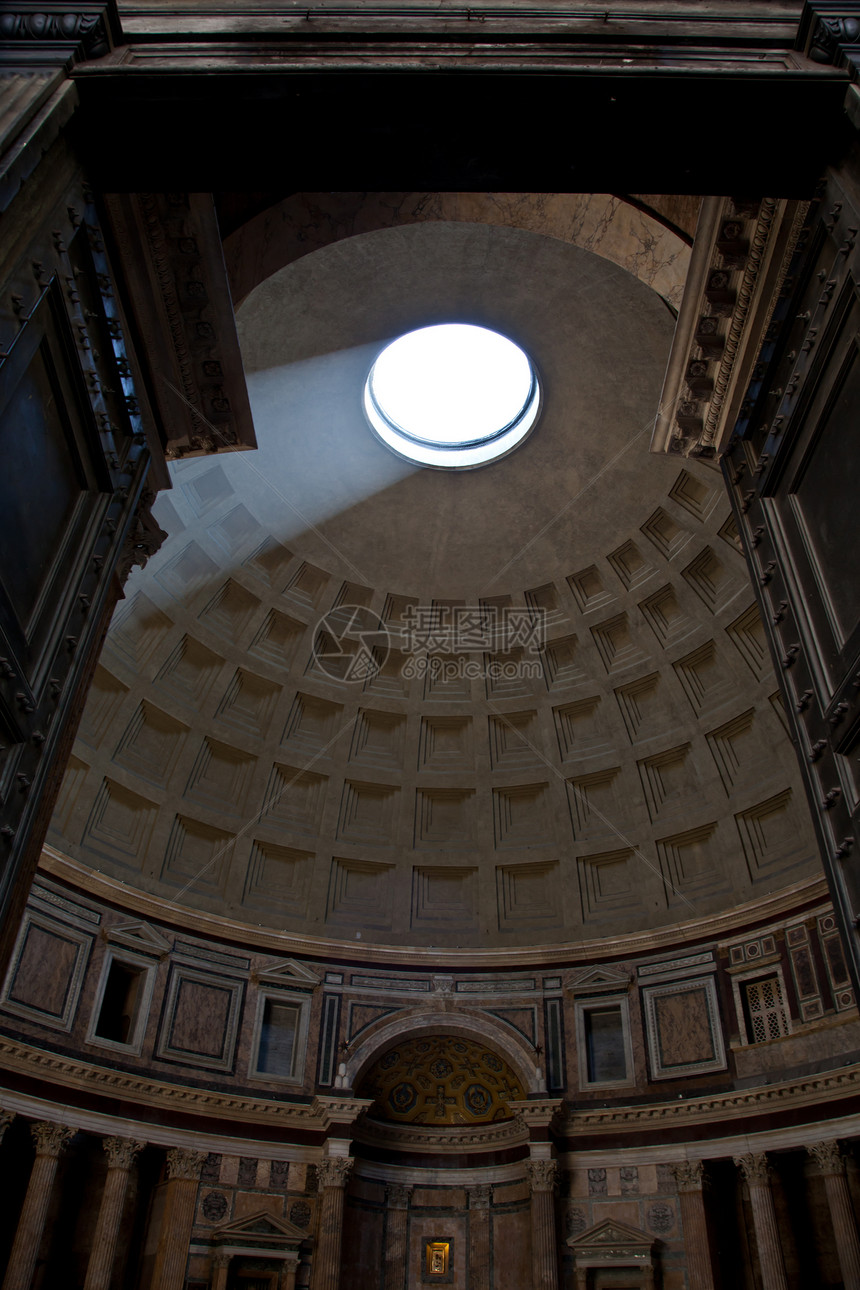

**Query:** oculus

left=363, top=323, right=540, bottom=468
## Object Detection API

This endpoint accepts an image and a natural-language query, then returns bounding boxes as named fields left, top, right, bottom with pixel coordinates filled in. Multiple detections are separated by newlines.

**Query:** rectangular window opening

left=743, top=976, right=789, bottom=1044
left=584, top=1005, right=628, bottom=1083
left=95, top=959, right=144, bottom=1044
left=256, top=998, right=301, bottom=1077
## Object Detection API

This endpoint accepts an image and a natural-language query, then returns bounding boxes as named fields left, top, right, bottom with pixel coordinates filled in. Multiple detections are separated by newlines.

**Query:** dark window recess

left=545, top=997, right=565, bottom=1091
left=256, top=999, right=300, bottom=1076
left=584, top=1006, right=627, bottom=1083
left=95, top=960, right=144, bottom=1043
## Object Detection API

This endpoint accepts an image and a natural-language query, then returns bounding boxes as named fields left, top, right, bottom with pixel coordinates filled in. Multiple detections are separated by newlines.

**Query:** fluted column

left=310, top=1157, right=354, bottom=1290
left=84, top=1136, right=146, bottom=1290
left=526, top=1159, right=559, bottom=1290
left=468, top=1184, right=491, bottom=1290
left=150, top=1148, right=207, bottom=1290
left=807, top=1140, right=860, bottom=1290
left=3, top=1120, right=75, bottom=1290
left=383, top=1183, right=411, bottom=1290
left=671, top=1160, right=716, bottom=1290
left=733, top=1153, right=788, bottom=1290
left=211, top=1251, right=231, bottom=1290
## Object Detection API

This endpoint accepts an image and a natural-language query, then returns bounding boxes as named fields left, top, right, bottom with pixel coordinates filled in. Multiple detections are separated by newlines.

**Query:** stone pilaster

left=468, top=1184, right=491, bottom=1290
left=151, top=1148, right=207, bottom=1290
left=733, top=1153, right=788, bottom=1290
left=84, top=1137, right=147, bottom=1290
left=671, top=1160, right=716, bottom=1290
left=807, top=1140, right=860, bottom=1290
left=383, top=1182, right=412, bottom=1290
left=211, top=1250, right=231, bottom=1290
left=3, top=1120, right=75, bottom=1290
left=526, top=1159, right=559, bottom=1290
left=310, top=1157, right=354, bottom=1290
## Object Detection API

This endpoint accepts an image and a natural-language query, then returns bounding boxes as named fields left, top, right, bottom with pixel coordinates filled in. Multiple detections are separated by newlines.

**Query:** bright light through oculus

left=364, top=323, right=540, bottom=468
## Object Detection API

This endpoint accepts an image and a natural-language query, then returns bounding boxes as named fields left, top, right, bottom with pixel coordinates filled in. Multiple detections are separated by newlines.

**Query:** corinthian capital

left=671, top=1160, right=705, bottom=1192
left=317, top=1157, right=354, bottom=1189
left=807, top=1140, right=844, bottom=1176
left=525, top=1159, right=558, bottom=1192
left=166, top=1147, right=208, bottom=1181
left=31, top=1121, right=75, bottom=1157
left=103, top=1136, right=146, bottom=1171
left=386, top=1182, right=412, bottom=1209
left=733, top=1152, right=771, bottom=1186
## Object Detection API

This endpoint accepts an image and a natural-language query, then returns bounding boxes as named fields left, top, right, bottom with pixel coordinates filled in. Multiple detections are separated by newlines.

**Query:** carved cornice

left=652, top=196, right=810, bottom=458
left=311, top=1094, right=373, bottom=1131
left=116, top=487, right=168, bottom=586
left=806, top=1139, right=845, bottom=1175
left=103, top=1135, right=146, bottom=1170
left=31, top=1119, right=74, bottom=1156
left=316, top=1157, right=354, bottom=1189
left=733, top=1151, right=772, bottom=1186
left=166, top=1146, right=208, bottom=1181
left=0, top=1037, right=322, bottom=1130
left=0, top=6, right=116, bottom=64
left=559, top=1063, right=860, bottom=1137
left=352, top=1114, right=528, bottom=1153
left=509, top=1098, right=563, bottom=1131
left=670, top=1160, right=706, bottom=1192
left=100, top=193, right=256, bottom=463
left=525, top=1159, right=558, bottom=1192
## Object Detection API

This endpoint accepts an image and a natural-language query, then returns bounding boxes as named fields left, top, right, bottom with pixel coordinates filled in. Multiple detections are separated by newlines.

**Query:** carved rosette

left=386, top=1182, right=412, bottom=1209
left=30, top=1121, right=75, bottom=1157
left=317, top=1157, right=354, bottom=1190
left=469, top=1184, right=492, bottom=1210
left=807, top=1140, right=845, bottom=1176
left=525, top=1160, right=558, bottom=1193
left=733, top=1152, right=772, bottom=1186
left=671, top=1160, right=706, bottom=1193
left=103, top=1136, right=146, bottom=1171
left=166, top=1147, right=208, bottom=1181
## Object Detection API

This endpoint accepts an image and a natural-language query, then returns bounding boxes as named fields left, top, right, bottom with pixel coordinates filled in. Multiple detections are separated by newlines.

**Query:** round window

left=364, top=323, right=540, bottom=468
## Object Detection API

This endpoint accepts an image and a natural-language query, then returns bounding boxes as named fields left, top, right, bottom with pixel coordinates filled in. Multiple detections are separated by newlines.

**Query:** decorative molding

left=166, top=1146, right=208, bottom=1181
left=733, top=1151, right=771, bottom=1186
left=317, top=1157, right=354, bottom=1189
left=525, top=1159, right=558, bottom=1192
left=103, top=1135, right=146, bottom=1170
left=0, top=8, right=114, bottom=61
left=31, top=1120, right=75, bottom=1156
left=311, top=1095, right=373, bottom=1131
left=806, top=1139, right=845, bottom=1175
left=353, top=1114, right=528, bottom=1154
left=41, top=848, right=828, bottom=968
left=559, top=1063, right=860, bottom=1136
left=670, top=1160, right=705, bottom=1192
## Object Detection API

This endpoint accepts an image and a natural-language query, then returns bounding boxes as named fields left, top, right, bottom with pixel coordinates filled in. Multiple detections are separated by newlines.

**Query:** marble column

left=733, top=1153, right=788, bottom=1290
left=671, top=1160, right=716, bottom=1290
left=3, top=1120, right=75, bottom=1290
left=526, top=1159, right=559, bottom=1290
left=210, top=1250, right=231, bottom=1290
left=807, top=1140, right=860, bottom=1290
left=468, top=1183, right=491, bottom=1290
left=151, top=1147, right=207, bottom=1290
left=310, top=1157, right=354, bottom=1290
left=84, top=1136, right=146, bottom=1290
left=383, top=1183, right=411, bottom=1290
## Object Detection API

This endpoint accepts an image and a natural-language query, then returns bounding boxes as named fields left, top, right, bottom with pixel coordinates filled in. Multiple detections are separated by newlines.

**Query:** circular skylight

left=364, top=323, right=540, bottom=468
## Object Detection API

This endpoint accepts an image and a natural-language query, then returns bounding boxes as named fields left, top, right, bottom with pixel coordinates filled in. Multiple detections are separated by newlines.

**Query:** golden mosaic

left=358, top=1036, right=524, bottom=1125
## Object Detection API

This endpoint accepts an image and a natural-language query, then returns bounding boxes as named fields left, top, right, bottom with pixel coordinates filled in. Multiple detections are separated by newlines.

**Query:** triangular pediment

left=566, top=966, right=631, bottom=994
left=255, top=957, right=320, bottom=988
left=213, top=1209, right=307, bottom=1243
left=104, top=921, right=171, bottom=957
left=568, top=1218, right=652, bottom=1250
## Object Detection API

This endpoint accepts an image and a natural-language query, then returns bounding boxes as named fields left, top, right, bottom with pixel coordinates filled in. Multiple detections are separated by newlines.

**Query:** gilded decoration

left=358, top=1036, right=524, bottom=1125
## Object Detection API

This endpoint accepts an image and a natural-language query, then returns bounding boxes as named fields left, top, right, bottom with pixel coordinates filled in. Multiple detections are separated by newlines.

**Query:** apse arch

left=340, top=1007, right=545, bottom=1097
